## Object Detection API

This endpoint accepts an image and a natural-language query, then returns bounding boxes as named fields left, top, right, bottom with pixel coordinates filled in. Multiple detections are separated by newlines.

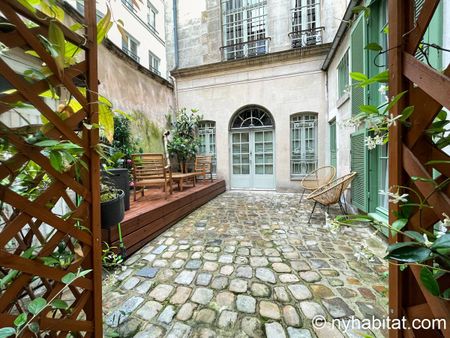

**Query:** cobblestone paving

left=103, top=191, right=388, bottom=338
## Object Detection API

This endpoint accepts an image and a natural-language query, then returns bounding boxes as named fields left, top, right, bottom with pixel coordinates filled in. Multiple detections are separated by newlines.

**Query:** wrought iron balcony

left=122, top=47, right=140, bottom=63
left=220, top=37, right=270, bottom=61
left=289, top=26, right=325, bottom=49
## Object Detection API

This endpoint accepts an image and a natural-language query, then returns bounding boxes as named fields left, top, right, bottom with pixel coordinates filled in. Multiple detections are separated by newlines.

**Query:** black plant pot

left=101, top=190, right=125, bottom=229
left=102, top=168, right=130, bottom=211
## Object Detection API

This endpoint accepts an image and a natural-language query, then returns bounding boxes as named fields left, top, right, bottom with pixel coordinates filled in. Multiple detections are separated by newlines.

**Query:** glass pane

left=255, top=154, right=264, bottom=164
left=233, top=133, right=240, bottom=142
left=242, top=165, right=250, bottom=174
left=255, top=165, right=264, bottom=174
left=241, top=155, right=249, bottom=164
left=241, top=143, right=249, bottom=153
left=241, top=133, right=249, bottom=142
left=232, top=144, right=240, bottom=153
left=264, top=132, right=273, bottom=141
left=233, top=155, right=241, bottom=164
left=255, top=132, right=264, bottom=142
left=255, top=143, right=264, bottom=153
left=233, top=165, right=241, bottom=174
left=265, top=165, right=273, bottom=174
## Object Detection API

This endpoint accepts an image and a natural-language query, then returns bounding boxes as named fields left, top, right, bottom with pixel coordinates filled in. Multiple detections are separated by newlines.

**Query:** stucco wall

left=98, top=43, right=175, bottom=129
left=326, top=32, right=353, bottom=178
left=175, top=54, right=328, bottom=191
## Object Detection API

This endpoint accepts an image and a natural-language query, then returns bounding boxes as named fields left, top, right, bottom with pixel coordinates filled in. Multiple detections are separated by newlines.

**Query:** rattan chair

left=300, top=166, right=336, bottom=202
left=306, top=172, right=357, bottom=223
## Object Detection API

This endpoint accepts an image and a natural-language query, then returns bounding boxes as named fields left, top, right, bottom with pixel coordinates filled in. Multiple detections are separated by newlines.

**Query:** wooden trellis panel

left=388, top=0, right=450, bottom=337
left=0, top=0, right=102, bottom=336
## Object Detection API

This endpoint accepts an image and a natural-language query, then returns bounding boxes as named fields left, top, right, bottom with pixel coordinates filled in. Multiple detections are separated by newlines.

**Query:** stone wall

left=98, top=41, right=175, bottom=130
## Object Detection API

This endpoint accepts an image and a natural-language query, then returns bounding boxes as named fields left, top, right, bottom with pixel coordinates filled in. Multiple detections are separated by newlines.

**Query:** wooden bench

left=194, top=155, right=214, bottom=182
left=172, top=172, right=197, bottom=191
left=131, top=153, right=172, bottom=200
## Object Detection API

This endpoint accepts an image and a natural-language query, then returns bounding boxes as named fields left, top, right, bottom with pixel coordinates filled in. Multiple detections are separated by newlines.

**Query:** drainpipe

left=171, top=0, right=179, bottom=111
left=172, top=0, right=179, bottom=69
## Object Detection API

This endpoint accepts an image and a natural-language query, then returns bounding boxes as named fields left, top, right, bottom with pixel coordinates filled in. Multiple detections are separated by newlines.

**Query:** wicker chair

left=306, top=172, right=357, bottom=223
left=300, top=166, right=336, bottom=202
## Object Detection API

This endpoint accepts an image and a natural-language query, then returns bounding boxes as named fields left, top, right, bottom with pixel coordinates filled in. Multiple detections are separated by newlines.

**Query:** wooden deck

left=101, top=179, right=226, bottom=256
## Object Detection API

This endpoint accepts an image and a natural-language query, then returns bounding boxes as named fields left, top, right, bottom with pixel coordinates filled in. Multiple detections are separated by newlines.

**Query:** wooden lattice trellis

left=0, top=0, right=102, bottom=336
left=389, top=0, right=450, bottom=337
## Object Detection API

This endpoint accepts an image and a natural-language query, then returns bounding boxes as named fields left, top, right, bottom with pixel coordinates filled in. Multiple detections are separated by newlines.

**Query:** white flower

left=365, top=136, right=377, bottom=150
left=379, top=190, right=409, bottom=204
left=423, top=234, right=433, bottom=247
left=378, top=85, right=388, bottom=95
left=386, top=114, right=402, bottom=127
left=443, top=213, right=450, bottom=228
left=373, top=134, right=385, bottom=146
left=0, top=42, right=9, bottom=56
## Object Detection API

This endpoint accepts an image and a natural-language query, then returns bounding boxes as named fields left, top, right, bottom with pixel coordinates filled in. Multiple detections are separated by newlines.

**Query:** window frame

left=147, top=1, right=158, bottom=31
left=221, top=0, right=268, bottom=60
left=290, top=113, right=318, bottom=179
left=148, top=51, right=161, bottom=75
left=337, top=49, right=349, bottom=100
left=122, top=33, right=140, bottom=63
left=197, top=121, right=217, bottom=175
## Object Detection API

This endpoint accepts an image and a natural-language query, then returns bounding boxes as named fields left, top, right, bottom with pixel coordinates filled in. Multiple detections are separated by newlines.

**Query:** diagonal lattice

left=0, top=0, right=102, bottom=336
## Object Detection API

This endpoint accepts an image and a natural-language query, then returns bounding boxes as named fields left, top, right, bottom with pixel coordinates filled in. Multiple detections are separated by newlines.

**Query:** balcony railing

left=289, top=26, right=325, bottom=49
left=122, top=47, right=140, bottom=63
left=220, top=37, right=270, bottom=61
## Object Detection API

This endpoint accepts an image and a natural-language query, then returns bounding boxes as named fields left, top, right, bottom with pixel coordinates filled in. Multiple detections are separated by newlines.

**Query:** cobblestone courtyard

left=103, top=191, right=388, bottom=337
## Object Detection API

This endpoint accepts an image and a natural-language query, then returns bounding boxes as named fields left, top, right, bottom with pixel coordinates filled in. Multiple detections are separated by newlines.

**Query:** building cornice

left=171, top=43, right=332, bottom=78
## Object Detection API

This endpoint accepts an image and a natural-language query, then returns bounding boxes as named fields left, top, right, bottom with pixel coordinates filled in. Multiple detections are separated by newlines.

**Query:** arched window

left=290, top=113, right=318, bottom=177
left=231, top=106, right=274, bottom=129
left=198, top=121, right=217, bottom=174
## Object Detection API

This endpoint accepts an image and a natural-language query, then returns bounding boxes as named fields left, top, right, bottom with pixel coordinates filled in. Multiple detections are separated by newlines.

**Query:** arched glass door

left=230, top=107, right=275, bottom=189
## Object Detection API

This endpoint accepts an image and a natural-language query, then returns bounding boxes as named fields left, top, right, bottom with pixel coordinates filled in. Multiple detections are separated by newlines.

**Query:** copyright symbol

left=312, top=315, right=326, bottom=329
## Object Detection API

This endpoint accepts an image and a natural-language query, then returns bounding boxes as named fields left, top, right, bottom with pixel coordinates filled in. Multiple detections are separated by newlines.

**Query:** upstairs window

left=147, top=1, right=157, bottom=31
left=337, top=50, right=349, bottom=99
left=221, top=0, right=268, bottom=61
left=122, top=0, right=136, bottom=12
left=290, top=0, right=322, bottom=48
left=290, top=113, right=318, bottom=177
left=149, top=52, right=160, bottom=75
left=122, top=34, right=140, bottom=62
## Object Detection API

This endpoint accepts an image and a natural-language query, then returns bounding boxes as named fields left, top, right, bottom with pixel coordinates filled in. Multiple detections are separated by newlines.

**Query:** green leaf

left=350, top=72, right=368, bottom=82
left=436, top=110, right=447, bottom=121
left=28, top=322, right=39, bottom=334
left=442, top=288, right=450, bottom=300
left=0, top=327, right=16, bottom=338
left=383, top=90, right=408, bottom=114
left=17, top=0, right=39, bottom=13
left=420, top=267, right=440, bottom=296
left=391, top=218, right=408, bottom=236
left=51, top=299, right=69, bottom=310
left=28, top=297, right=47, bottom=315
left=411, top=176, right=435, bottom=183
left=49, top=151, right=63, bottom=173
left=70, top=23, right=84, bottom=32
left=431, top=234, right=450, bottom=255
left=48, top=21, right=66, bottom=77
left=61, top=272, right=77, bottom=284
left=14, top=313, right=27, bottom=328
left=426, top=160, right=450, bottom=165
left=97, top=7, right=113, bottom=44
left=399, top=106, right=414, bottom=122
left=34, top=140, right=60, bottom=147
left=371, top=70, right=389, bottom=83
left=77, top=269, right=92, bottom=278
left=386, top=246, right=433, bottom=263
left=359, top=105, right=379, bottom=114
left=387, top=241, right=420, bottom=252
left=365, top=43, right=383, bottom=51
left=404, top=231, right=426, bottom=243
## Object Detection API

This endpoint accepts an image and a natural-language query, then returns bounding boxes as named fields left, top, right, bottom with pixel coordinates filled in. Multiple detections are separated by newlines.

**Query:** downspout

left=172, top=0, right=179, bottom=69
left=171, top=0, right=179, bottom=112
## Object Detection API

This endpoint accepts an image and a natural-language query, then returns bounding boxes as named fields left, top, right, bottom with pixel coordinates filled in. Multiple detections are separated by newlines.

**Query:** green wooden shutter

left=329, top=121, right=337, bottom=168
left=350, top=16, right=366, bottom=116
left=351, top=128, right=368, bottom=212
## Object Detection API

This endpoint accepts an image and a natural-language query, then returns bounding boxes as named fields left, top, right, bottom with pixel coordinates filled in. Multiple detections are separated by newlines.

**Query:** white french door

left=230, top=129, right=275, bottom=189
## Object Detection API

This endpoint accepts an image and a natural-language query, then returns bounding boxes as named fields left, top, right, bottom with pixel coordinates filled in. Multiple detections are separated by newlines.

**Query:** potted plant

left=100, top=182, right=125, bottom=229
left=101, top=151, right=131, bottom=211
left=167, top=108, right=202, bottom=172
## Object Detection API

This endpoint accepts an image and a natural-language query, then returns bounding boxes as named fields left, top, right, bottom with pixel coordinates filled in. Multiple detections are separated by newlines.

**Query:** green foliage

left=111, top=114, right=137, bottom=159
left=167, top=108, right=202, bottom=165
left=131, top=111, right=164, bottom=153
left=102, top=242, right=124, bottom=270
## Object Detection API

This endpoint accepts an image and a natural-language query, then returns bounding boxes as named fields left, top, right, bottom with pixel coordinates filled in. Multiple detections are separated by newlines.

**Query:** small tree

left=167, top=108, right=202, bottom=172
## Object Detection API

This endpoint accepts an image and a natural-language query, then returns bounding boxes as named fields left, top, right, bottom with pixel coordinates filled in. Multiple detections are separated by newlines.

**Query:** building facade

left=324, top=0, right=448, bottom=227
left=166, top=0, right=348, bottom=191
left=66, top=0, right=168, bottom=79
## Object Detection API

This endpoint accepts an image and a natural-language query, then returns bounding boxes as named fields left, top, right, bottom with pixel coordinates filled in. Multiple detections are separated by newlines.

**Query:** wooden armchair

left=194, top=155, right=213, bottom=182
left=131, top=153, right=173, bottom=200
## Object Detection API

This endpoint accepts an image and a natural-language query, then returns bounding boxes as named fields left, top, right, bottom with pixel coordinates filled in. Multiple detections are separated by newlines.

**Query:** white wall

left=175, top=55, right=328, bottom=191
left=65, top=0, right=168, bottom=79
